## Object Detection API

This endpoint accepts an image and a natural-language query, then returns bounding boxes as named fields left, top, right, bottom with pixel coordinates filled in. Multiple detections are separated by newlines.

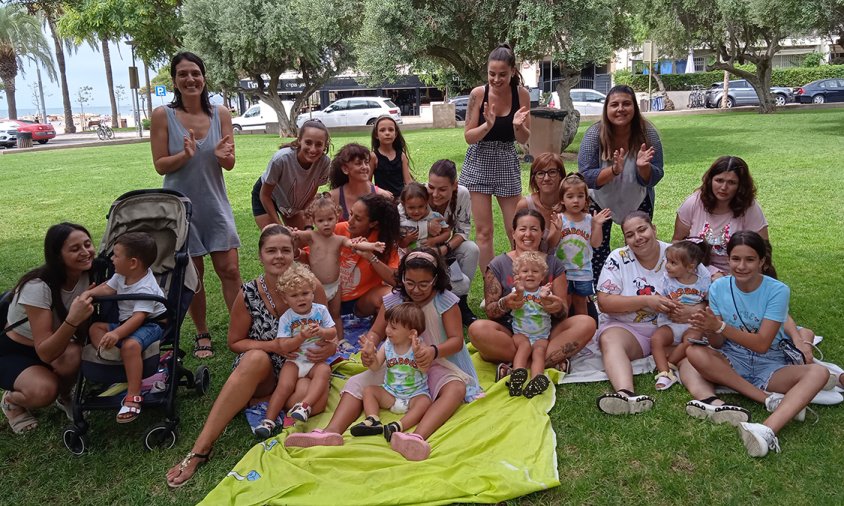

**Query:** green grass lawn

left=1, top=108, right=843, bottom=505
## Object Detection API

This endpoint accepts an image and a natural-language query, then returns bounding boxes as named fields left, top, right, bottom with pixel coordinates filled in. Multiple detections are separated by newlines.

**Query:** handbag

left=730, top=279, right=805, bottom=365
left=1, top=290, right=28, bottom=334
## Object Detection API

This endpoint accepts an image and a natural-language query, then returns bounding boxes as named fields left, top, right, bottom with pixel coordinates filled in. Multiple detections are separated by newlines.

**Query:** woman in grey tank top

left=151, top=52, right=242, bottom=359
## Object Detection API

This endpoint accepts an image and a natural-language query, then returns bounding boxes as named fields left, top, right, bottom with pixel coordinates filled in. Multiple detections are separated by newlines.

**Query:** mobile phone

left=688, top=337, right=710, bottom=346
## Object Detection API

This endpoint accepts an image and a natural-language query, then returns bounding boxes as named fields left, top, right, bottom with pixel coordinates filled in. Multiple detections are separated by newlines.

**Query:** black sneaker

left=457, top=295, right=477, bottom=327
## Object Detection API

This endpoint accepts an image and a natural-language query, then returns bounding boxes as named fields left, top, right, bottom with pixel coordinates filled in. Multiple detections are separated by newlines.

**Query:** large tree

left=513, top=0, right=633, bottom=150
left=356, top=0, right=512, bottom=87
left=643, top=0, right=817, bottom=113
left=182, top=0, right=360, bottom=137
left=0, top=4, right=55, bottom=119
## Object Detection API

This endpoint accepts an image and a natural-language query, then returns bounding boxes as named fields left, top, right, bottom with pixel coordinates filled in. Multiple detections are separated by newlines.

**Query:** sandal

left=495, top=362, right=512, bottom=383
left=351, top=416, right=384, bottom=437
left=382, top=421, right=402, bottom=442
left=654, top=370, right=678, bottom=391
left=1, top=391, right=38, bottom=434
left=193, top=332, right=214, bottom=359
left=685, top=396, right=750, bottom=426
left=553, top=358, right=571, bottom=375
left=166, top=449, right=212, bottom=489
left=523, top=374, right=551, bottom=398
left=507, top=368, right=529, bottom=397
left=253, top=418, right=276, bottom=440
left=117, top=395, right=142, bottom=424
left=597, top=389, right=654, bottom=415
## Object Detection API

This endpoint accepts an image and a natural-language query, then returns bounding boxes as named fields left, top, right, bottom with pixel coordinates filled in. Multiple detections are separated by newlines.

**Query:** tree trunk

left=144, top=63, right=153, bottom=119
left=1, top=76, right=17, bottom=119
left=101, top=38, right=119, bottom=128
left=752, top=60, right=775, bottom=114
left=554, top=68, right=582, bottom=152
left=47, top=16, right=75, bottom=133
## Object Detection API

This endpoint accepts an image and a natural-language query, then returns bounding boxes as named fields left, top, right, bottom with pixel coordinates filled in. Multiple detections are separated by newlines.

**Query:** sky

left=0, top=37, right=173, bottom=116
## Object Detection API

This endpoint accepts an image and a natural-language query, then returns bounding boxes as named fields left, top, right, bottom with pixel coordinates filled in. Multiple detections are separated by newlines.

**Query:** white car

left=233, top=100, right=294, bottom=132
left=296, top=96, right=402, bottom=128
left=547, top=89, right=607, bottom=116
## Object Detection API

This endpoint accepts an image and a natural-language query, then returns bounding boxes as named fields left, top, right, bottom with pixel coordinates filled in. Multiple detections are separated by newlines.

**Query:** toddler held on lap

left=351, top=303, right=433, bottom=460
left=254, top=263, right=337, bottom=439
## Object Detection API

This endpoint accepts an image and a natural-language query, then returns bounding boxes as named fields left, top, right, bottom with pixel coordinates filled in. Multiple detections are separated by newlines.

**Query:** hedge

left=614, top=65, right=844, bottom=91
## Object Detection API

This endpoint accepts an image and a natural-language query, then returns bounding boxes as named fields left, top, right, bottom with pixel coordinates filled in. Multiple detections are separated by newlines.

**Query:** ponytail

left=488, top=44, right=523, bottom=88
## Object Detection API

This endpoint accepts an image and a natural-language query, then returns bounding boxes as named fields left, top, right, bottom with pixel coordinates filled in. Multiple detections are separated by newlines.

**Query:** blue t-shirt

left=277, top=303, right=335, bottom=362
left=709, top=275, right=789, bottom=351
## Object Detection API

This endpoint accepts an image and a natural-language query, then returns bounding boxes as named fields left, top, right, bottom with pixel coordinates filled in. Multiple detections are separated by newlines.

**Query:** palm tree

left=0, top=4, right=54, bottom=119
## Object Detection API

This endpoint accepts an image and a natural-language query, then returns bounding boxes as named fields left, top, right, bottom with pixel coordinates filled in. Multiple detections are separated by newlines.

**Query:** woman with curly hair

left=672, top=156, right=768, bottom=276
left=328, top=143, right=394, bottom=222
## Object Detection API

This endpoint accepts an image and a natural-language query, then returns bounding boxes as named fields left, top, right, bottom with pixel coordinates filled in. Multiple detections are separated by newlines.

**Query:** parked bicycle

left=687, top=85, right=706, bottom=109
left=96, top=123, right=115, bottom=141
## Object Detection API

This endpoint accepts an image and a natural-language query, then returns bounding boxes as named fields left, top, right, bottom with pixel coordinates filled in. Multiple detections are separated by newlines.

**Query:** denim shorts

left=568, top=280, right=595, bottom=297
left=718, top=341, right=789, bottom=390
left=110, top=322, right=163, bottom=351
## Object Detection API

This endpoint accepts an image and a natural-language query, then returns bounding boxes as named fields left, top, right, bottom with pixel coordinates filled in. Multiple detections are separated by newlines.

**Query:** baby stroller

left=62, top=189, right=209, bottom=455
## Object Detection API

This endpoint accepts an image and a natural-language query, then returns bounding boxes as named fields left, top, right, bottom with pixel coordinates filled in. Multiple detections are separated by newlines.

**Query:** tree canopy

left=182, top=0, right=360, bottom=136
left=0, top=3, right=55, bottom=118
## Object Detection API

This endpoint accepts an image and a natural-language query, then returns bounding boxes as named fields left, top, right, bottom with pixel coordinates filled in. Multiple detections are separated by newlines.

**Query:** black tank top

left=373, top=150, right=404, bottom=198
left=478, top=83, right=519, bottom=143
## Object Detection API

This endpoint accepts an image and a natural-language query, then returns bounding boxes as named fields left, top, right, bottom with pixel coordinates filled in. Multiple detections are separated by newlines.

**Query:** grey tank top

left=162, top=106, right=240, bottom=256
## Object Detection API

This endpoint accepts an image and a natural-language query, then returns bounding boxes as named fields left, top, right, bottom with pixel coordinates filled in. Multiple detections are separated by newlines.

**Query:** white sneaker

left=737, top=422, right=781, bottom=457
left=597, top=391, right=654, bottom=415
left=685, top=398, right=750, bottom=426
left=764, top=393, right=806, bottom=422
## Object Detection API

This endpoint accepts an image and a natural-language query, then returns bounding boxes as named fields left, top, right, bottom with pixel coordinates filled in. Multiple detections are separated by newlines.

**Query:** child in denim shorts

left=82, top=232, right=166, bottom=423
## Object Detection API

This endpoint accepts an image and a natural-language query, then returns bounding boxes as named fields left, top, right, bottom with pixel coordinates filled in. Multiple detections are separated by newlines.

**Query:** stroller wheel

left=143, top=422, right=178, bottom=451
left=62, top=426, right=89, bottom=455
left=194, top=365, right=211, bottom=396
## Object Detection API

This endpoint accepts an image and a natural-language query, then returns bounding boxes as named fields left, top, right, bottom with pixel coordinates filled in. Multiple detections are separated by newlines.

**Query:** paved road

left=0, top=129, right=148, bottom=154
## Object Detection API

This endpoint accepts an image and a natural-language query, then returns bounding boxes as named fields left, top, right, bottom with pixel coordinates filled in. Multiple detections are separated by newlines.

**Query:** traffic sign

left=154, top=85, right=167, bottom=97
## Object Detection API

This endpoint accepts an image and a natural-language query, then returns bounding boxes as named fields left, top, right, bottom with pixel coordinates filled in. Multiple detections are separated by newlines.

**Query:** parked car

left=704, top=79, right=793, bottom=108
left=296, top=96, right=401, bottom=128
left=794, top=78, right=844, bottom=104
left=0, top=121, right=17, bottom=148
left=547, top=89, right=607, bottom=116
left=3, top=119, right=56, bottom=144
left=232, top=100, right=294, bottom=132
left=449, top=95, right=469, bottom=121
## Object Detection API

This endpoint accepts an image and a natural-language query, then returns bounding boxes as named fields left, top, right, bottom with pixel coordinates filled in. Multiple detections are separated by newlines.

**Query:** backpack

left=1, top=290, right=27, bottom=333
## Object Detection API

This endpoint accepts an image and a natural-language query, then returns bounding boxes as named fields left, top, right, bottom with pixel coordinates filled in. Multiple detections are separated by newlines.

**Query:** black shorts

left=340, top=298, right=360, bottom=317
left=251, top=178, right=279, bottom=217
left=0, top=332, right=50, bottom=390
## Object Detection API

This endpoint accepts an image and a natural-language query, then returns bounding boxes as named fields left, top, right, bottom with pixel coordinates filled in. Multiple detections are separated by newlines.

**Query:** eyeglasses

left=534, top=170, right=561, bottom=179
left=402, top=277, right=434, bottom=291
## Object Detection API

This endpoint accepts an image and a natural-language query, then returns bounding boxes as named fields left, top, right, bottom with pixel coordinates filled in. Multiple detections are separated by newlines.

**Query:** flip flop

left=495, top=362, right=512, bottom=383
left=523, top=374, right=551, bottom=398
left=1, top=392, right=38, bottom=434
left=166, top=449, right=212, bottom=489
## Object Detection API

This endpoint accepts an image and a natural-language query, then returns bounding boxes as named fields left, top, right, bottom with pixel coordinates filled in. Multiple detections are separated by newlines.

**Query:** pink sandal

left=284, top=428, right=344, bottom=448
left=390, top=432, right=431, bottom=461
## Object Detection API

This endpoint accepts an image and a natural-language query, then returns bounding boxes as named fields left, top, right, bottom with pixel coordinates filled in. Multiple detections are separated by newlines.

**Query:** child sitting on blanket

left=507, top=251, right=553, bottom=398
left=650, top=240, right=711, bottom=391
left=254, top=264, right=337, bottom=438
left=350, top=303, right=432, bottom=452
left=293, top=195, right=384, bottom=343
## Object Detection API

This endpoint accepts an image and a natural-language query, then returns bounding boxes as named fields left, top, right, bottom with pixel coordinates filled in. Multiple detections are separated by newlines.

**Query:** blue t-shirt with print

left=709, top=275, right=789, bottom=351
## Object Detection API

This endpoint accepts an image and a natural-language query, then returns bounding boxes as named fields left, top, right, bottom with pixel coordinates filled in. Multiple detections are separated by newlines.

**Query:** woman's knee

left=18, top=374, right=59, bottom=407
left=467, top=320, right=499, bottom=346
left=234, top=350, right=272, bottom=377
left=437, top=380, right=466, bottom=402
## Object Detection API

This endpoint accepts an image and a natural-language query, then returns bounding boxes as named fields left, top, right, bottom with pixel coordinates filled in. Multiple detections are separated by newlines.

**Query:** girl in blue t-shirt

left=683, top=231, right=828, bottom=458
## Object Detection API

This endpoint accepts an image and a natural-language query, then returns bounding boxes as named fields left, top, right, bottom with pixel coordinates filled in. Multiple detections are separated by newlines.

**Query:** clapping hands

left=636, top=144, right=655, bottom=169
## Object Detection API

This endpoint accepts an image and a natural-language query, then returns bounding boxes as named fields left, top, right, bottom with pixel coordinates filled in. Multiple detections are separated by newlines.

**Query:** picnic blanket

left=201, top=353, right=563, bottom=505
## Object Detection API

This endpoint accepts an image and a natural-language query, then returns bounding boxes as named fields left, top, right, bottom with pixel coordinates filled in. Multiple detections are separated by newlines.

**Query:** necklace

left=258, top=274, right=277, bottom=313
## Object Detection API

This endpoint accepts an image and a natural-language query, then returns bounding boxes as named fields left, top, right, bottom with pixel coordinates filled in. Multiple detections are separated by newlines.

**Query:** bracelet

left=611, top=166, right=621, bottom=176
left=64, top=320, right=79, bottom=328
left=431, top=345, right=439, bottom=359
left=496, top=297, right=507, bottom=313
left=715, top=321, right=727, bottom=334
left=444, top=242, right=453, bottom=256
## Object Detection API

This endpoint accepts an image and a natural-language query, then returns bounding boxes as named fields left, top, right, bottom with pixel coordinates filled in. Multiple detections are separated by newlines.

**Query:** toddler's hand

left=427, top=220, right=443, bottom=237
left=100, top=331, right=120, bottom=349
left=361, top=339, right=377, bottom=367
left=372, top=241, right=385, bottom=253
left=593, top=208, right=612, bottom=225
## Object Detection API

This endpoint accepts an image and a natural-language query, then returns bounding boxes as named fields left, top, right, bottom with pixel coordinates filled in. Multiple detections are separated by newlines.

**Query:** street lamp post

left=126, top=38, right=143, bottom=138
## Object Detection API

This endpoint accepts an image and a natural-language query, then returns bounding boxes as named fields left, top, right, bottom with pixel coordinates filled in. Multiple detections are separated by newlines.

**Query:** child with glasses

left=555, top=173, right=612, bottom=315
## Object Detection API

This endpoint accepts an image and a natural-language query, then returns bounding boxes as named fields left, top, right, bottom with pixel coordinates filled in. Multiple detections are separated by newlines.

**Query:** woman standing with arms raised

left=578, top=85, right=664, bottom=277
left=151, top=52, right=241, bottom=359
left=460, top=44, right=531, bottom=272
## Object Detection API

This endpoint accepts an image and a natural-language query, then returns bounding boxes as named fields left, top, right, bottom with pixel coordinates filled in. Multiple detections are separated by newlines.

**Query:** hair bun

left=497, top=43, right=512, bottom=50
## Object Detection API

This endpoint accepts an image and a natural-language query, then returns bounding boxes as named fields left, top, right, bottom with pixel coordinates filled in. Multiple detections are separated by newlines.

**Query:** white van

left=233, top=100, right=294, bottom=132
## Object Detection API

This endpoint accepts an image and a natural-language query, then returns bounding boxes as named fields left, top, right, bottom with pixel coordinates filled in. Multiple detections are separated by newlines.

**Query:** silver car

left=0, top=121, right=18, bottom=148
left=704, top=79, right=793, bottom=108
